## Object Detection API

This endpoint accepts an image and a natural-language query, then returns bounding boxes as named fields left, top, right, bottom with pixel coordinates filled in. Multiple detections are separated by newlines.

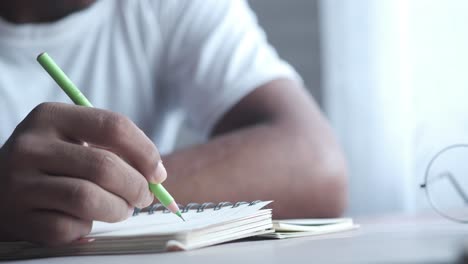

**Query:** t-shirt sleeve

left=158, top=0, right=302, bottom=138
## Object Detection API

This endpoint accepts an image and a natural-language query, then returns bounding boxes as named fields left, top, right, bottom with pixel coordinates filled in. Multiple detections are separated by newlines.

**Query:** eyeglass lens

left=424, top=145, right=468, bottom=222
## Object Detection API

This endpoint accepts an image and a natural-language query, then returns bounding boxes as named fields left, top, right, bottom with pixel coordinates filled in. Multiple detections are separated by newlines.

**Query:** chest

left=0, top=23, right=164, bottom=144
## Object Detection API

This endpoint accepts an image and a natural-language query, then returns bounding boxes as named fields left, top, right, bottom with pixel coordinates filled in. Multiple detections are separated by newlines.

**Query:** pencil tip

left=175, top=211, right=185, bottom=222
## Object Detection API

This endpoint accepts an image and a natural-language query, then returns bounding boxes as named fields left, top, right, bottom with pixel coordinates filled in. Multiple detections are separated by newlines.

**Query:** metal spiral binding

left=214, top=202, right=234, bottom=210
left=232, top=202, right=248, bottom=208
left=132, top=200, right=263, bottom=216
left=181, top=203, right=201, bottom=213
left=132, top=207, right=142, bottom=216
left=250, top=200, right=262, bottom=205
left=197, top=202, right=216, bottom=212
left=148, top=204, right=166, bottom=214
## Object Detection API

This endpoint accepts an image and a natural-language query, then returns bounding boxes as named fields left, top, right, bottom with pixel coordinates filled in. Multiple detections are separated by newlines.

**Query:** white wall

left=248, top=0, right=322, bottom=102
left=407, top=0, right=468, bottom=212
left=320, top=0, right=468, bottom=216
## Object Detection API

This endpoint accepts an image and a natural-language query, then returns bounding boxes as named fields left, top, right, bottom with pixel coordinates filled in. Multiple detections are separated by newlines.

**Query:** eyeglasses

left=420, top=144, right=468, bottom=223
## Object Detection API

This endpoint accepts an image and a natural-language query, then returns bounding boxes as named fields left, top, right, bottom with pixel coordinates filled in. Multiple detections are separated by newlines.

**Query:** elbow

left=277, top=139, right=349, bottom=219
left=301, top=145, right=349, bottom=218
left=319, top=159, right=348, bottom=217
left=306, top=123, right=349, bottom=217
left=272, top=121, right=349, bottom=218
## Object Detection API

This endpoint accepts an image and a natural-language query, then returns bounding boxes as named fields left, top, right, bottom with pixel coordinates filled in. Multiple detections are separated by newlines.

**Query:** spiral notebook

left=0, top=201, right=273, bottom=260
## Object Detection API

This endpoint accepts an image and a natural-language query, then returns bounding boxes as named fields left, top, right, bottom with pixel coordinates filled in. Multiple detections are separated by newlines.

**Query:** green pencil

left=37, top=52, right=185, bottom=222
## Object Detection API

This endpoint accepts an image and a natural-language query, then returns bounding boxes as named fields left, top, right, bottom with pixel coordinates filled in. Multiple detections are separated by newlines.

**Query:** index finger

left=33, top=102, right=164, bottom=183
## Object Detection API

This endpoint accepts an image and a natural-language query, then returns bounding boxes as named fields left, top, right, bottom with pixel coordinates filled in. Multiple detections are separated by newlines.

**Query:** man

left=0, top=0, right=348, bottom=246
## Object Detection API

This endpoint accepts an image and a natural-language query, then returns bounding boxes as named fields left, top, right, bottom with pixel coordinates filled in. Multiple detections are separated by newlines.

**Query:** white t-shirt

left=0, top=0, right=299, bottom=154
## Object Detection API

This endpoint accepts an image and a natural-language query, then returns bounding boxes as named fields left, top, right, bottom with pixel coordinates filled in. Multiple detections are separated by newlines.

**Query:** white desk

left=5, top=212, right=468, bottom=264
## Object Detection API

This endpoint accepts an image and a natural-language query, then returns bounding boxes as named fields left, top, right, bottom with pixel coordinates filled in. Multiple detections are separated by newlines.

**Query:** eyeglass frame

left=420, top=143, right=468, bottom=223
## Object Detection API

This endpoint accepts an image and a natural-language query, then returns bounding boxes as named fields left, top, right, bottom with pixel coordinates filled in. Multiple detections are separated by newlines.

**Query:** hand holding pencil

left=36, top=52, right=184, bottom=221
left=0, top=52, right=181, bottom=246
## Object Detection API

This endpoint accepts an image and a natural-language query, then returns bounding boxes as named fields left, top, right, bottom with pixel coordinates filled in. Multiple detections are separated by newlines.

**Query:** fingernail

left=72, top=237, right=95, bottom=245
left=151, top=161, right=167, bottom=184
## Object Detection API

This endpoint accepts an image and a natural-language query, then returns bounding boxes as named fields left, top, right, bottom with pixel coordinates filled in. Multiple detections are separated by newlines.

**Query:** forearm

left=162, top=119, right=347, bottom=218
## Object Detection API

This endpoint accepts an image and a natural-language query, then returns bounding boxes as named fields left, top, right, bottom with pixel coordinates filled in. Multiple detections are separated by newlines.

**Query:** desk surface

left=5, top=212, right=468, bottom=264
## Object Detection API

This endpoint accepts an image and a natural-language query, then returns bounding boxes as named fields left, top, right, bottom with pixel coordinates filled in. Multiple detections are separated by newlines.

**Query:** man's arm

left=162, top=78, right=348, bottom=218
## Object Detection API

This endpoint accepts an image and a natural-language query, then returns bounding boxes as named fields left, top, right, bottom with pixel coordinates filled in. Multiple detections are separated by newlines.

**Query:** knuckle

left=23, top=103, right=64, bottom=131
left=30, top=102, right=49, bottom=116
left=7, top=134, right=37, bottom=163
left=69, top=182, right=98, bottom=215
left=90, top=151, right=115, bottom=183
left=29, top=102, right=58, bottom=120
left=101, top=112, right=132, bottom=139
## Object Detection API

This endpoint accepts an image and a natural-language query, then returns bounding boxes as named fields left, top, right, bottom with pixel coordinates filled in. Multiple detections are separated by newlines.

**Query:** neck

left=0, top=0, right=95, bottom=23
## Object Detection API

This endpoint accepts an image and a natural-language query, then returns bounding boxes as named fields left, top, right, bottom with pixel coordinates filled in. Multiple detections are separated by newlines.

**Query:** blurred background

left=181, top=0, right=468, bottom=217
